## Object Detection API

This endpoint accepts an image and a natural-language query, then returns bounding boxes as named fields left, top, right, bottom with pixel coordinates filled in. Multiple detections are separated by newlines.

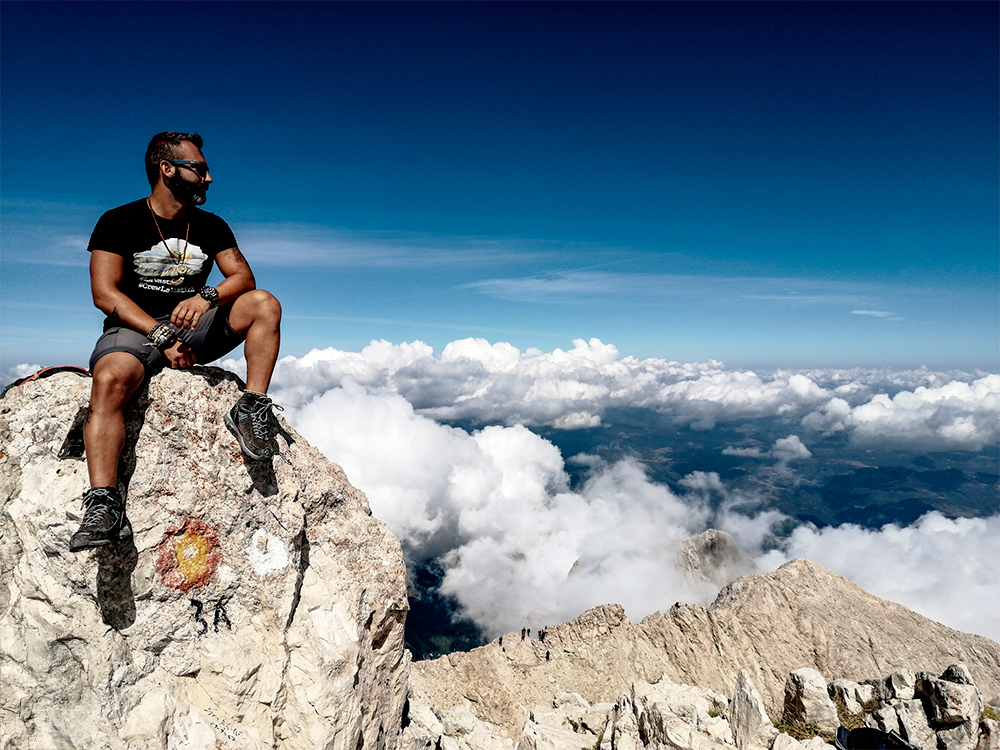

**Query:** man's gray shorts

left=89, top=302, right=246, bottom=373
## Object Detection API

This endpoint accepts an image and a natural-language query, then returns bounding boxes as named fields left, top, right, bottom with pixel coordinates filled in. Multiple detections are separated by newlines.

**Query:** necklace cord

left=146, top=198, right=190, bottom=261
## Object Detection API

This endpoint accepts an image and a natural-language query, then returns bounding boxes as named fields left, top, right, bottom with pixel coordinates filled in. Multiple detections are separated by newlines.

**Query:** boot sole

left=68, top=519, right=133, bottom=552
left=224, top=413, right=273, bottom=461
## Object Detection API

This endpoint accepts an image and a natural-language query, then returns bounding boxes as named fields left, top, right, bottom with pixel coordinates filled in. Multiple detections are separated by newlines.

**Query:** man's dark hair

left=144, top=132, right=203, bottom=186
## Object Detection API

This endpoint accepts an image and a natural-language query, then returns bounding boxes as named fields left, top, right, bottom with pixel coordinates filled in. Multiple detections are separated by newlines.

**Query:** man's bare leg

left=228, top=289, right=282, bottom=393
left=224, top=289, right=282, bottom=460
left=85, top=352, right=146, bottom=487
left=71, top=351, right=144, bottom=551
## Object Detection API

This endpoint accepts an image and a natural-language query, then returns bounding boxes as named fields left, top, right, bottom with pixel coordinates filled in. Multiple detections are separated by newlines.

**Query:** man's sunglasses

left=165, top=160, right=210, bottom=179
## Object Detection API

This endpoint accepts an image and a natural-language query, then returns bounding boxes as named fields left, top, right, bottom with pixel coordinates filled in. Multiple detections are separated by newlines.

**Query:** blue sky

left=2, top=1, right=997, bottom=373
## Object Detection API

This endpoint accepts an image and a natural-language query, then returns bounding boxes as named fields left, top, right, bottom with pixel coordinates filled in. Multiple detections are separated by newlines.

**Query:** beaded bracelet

left=198, top=286, right=220, bottom=307
left=145, top=322, right=178, bottom=349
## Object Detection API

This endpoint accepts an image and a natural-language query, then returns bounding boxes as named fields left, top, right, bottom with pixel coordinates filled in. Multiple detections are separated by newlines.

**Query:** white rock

left=520, top=721, right=594, bottom=750
left=773, top=733, right=806, bottom=750
left=531, top=708, right=575, bottom=731
left=465, top=730, right=516, bottom=750
left=609, top=696, right=641, bottom=750
left=890, top=670, right=917, bottom=701
left=893, top=698, right=936, bottom=750
left=868, top=703, right=901, bottom=735
left=442, top=706, right=484, bottom=736
left=783, top=669, right=839, bottom=734
left=0, top=369, right=409, bottom=750
left=829, top=680, right=864, bottom=717
left=854, top=684, right=876, bottom=707
left=409, top=704, right=445, bottom=737
left=938, top=720, right=980, bottom=750
left=555, top=692, right=592, bottom=710
left=727, top=670, right=778, bottom=750
left=922, top=678, right=984, bottom=725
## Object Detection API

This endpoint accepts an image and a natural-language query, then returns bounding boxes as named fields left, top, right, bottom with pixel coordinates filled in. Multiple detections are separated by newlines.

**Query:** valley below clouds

left=220, top=338, right=999, bottom=642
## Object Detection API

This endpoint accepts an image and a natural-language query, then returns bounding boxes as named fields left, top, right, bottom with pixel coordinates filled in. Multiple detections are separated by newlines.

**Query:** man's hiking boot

left=69, top=486, right=132, bottom=552
left=225, top=392, right=282, bottom=461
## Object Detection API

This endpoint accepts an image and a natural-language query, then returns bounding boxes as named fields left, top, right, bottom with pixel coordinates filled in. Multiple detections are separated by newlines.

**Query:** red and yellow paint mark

left=155, top=518, right=221, bottom=592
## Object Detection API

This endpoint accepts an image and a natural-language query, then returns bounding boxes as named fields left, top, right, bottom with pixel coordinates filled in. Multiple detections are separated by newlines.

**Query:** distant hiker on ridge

left=69, top=131, right=282, bottom=552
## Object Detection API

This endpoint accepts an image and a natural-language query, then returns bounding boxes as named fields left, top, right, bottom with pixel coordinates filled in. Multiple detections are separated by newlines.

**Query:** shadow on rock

left=244, top=455, right=279, bottom=497
left=96, top=536, right=138, bottom=629
left=190, top=364, right=247, bottom=389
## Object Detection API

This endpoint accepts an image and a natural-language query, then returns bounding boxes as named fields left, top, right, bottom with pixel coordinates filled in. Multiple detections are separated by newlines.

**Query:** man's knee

left=248, top=289, right=281, bottom=319
left=90, top=355, right=144, bottom=408
left=231, top=289, right=281, bottom=330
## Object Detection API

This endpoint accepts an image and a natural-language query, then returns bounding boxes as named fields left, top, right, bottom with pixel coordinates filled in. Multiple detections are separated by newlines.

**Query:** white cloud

left=224, top=338, right=997, bottom=450
left=795, top=374, right=1000, bottom=450
left=724, top=435, right=812, bottom=463
left=758, top=513, right=1000, bottom=641
left=845, top=375, right=1000, bottom=451
left=852, top=310, right=898, bottom=318
left=232, top=222, right=588, bottom=269
left=466, top=271, right=883, bottom=307
left=851, top=309, right=905, bottom=322
left=1, top=363, right=45, bottom=390
left=286, top=379, right=722, bottom=636
left=215, top=338, right=999, bottom=642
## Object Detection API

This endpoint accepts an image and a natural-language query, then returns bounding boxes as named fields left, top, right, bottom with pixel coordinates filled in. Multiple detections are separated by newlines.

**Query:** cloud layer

left=217, top=338, right=999, bottom=642
left=228, top=337, right=999, bottom=448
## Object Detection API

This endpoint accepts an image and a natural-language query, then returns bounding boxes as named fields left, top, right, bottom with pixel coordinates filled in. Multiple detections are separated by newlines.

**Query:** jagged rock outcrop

left=408, top=559, right=1000, bottom=740
left=677, top=529, right=759, bottom=588
left=782, top=668, right=838, bottom=735
left=407, top=665, right=999, bottom=750
left=0, top=368, right=410, bottom=750
left=728, top=669, right=777, bottom=750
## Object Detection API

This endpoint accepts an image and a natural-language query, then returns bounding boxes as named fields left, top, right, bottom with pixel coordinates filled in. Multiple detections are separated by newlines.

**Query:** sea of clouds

left=210, top=337, right=995, bottom=642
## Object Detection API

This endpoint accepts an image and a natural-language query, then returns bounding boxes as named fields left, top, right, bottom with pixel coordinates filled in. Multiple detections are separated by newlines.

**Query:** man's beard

left=167, top=173, right=209, bottom=206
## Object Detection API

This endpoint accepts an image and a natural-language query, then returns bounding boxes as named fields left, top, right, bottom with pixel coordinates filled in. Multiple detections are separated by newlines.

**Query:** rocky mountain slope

left=408, top=559, right=1000, bottom=740
left=0, top=368, right=409, bottom=750
left=404, top=661, right=999, bottom=750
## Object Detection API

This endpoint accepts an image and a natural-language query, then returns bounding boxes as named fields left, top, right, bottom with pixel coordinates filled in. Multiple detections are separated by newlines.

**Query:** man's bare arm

left=90, top=250, right=159, bottom=335
left=213, top=246, right=256, bottom=303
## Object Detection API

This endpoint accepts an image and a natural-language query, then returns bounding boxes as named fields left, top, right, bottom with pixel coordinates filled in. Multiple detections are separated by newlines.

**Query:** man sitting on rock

left=69, top=131, right=282, bottom=552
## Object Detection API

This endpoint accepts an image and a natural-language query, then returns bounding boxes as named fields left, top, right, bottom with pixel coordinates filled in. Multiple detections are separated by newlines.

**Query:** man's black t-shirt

left=87, top=199, right=237, bottom=320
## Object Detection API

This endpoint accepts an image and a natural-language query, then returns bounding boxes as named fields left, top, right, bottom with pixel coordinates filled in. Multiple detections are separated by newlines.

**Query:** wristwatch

left=198, top=286, right=220, bottom=307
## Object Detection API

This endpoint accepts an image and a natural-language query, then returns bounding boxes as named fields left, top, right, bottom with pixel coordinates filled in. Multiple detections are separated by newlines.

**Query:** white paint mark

left=246, top=529, right=290, bottom=575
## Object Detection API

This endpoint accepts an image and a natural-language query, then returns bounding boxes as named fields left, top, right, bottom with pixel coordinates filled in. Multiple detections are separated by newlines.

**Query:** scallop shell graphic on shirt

left=134, top=238, right=208, bottom=284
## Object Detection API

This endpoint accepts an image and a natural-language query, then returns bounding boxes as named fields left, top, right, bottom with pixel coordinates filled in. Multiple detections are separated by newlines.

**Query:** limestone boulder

left=889, top=671, right=917, bottom=701
left=920, top=677, right=984, bottom=725
left=829, top=679, right=865, bottom=717
left=727, top=670, right=777, bottom=750
left=938, top=721, right=979, bottom=750
left=0, top=368, right=409, bottom=750
left=782, top=668, right=838, bottom=735
left=520, top=721, right=594, bottom=750
left=892, top=699, right=936, bottom=750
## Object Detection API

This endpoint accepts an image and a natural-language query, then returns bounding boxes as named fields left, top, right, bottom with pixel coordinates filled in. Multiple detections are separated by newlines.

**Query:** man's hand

left=170, top=295, right=212, bottom=331
left=163, top=340, right=197, bottom=369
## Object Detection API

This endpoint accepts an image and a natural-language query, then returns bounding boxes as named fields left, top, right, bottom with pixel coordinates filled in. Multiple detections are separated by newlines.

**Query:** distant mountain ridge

left=409, top=558, right=1000, bottom=741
